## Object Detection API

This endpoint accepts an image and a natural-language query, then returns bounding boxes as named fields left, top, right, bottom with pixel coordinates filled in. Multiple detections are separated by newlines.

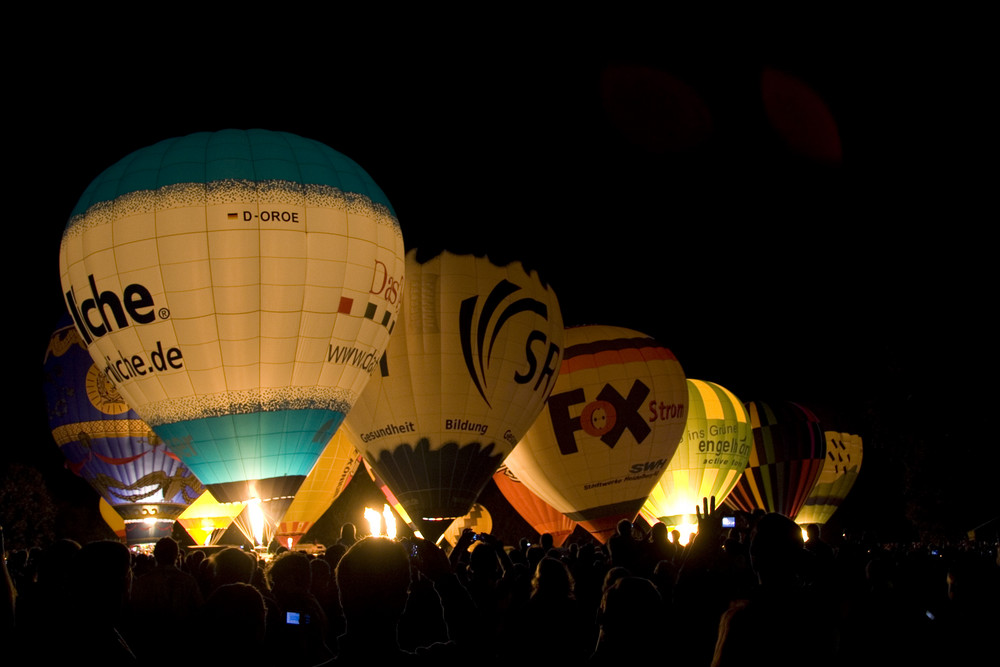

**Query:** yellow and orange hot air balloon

left=505, top=325, right=687, bottom=541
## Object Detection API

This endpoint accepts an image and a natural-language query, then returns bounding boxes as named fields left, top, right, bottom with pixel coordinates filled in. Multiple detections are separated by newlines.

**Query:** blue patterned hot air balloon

left=44, top=319, right=203, bottom=545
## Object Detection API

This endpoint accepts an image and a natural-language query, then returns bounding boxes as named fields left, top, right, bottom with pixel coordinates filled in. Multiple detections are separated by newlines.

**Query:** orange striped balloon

left=493, top=465, right=577, bottom=546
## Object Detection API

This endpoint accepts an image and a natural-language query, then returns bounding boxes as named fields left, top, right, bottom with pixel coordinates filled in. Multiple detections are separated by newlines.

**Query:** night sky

left=6, top=16, right=993, bottom=546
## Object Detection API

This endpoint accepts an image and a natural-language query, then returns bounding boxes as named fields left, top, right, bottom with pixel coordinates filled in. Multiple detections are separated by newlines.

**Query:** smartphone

left=286, top=611, right=310, bottom=625
left=722, top=516, right=735, bottom=528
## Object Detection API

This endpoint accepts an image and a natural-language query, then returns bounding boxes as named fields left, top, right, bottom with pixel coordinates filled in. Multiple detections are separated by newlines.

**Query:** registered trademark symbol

left=159, top=307, right=170, bottom=319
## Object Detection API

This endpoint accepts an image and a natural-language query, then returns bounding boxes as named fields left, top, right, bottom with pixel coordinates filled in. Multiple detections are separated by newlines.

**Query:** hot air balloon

left=99, top=498, right=126, bottom=540
left=176, top=491, right=246, bottom=546
left=504, top=325, right=688, bottom=541
left=440, top=503, right=492, bottom=549
left=640, top=379, right=752, bottom=540
left=725, top=400, right=827, bottom=519
left=795, top=431, right=863, bottom=526
left=276, top=429, right=362, bottom=549
left=345, top=250, right=564, bottom=541
left=58, top=130, right=406, bottom=529
left=493, top=465, right=577, bottom=547
left=44, top=320, right=203, bottom=545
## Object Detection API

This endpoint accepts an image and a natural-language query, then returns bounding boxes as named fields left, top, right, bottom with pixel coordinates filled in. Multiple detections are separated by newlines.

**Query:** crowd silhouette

left=3, top=499, right=998, bottom=665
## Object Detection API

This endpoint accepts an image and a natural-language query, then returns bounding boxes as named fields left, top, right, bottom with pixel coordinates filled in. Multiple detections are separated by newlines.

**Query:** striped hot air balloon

left=725, top=400, right=826, bottom=519
left=795, top=431, right=863, bottom=526
left=640, top=379, right=752, bottom=531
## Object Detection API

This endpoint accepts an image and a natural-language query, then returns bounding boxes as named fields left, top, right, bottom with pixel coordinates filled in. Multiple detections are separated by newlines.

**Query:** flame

left=675, top=522, right=698, bottom=546
left=383, top=504, right=396, bottom=539
left=364, top=506, right=382, bottom=536
left=249, top=498, right=265, bottom=545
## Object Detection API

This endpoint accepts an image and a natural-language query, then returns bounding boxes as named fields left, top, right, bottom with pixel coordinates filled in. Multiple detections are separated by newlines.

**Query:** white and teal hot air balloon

left=59, top=129, right=405, bottom=526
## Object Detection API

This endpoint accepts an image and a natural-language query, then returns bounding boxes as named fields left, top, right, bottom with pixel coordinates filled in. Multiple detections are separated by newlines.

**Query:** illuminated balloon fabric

left=640, top=379, right=752, bottom=526
left=176, top=491, right=246, bottom=546
left=361, top=455, right=421, bottom=537
left=504, top=325, right=688, bottom=541
left=346, top=251, right=564, bottom=541
left=99, top=498, right=126, bottom=539
left=795, top=431, right=863, bottom=525
left=441, top=503, right=492, bottom=548
left=44, top=321, right=203, bottom=544
left=493, top=465, right=577, bottom=546
left=58, top=130, right=405, bottom=518
left=725, top=401, right=826, bottom=518
left=276, top=429, right=361, bottom=547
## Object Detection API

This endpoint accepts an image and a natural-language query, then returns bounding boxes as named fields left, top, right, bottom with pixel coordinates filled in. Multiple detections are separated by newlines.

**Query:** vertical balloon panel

left=641, top=379, right=752, bottom=526
left=346, top=251, right=564, bottom=541
left=725, top=400, right=827, bottom=519
left=58, top=130, right=405, bottom=522
left=276, top=430, right=361, bottom=548
left=505, top=325, right=687, bottom=541
left=99, top=498, right=126, bottom=540
left=44, top=321, right=204, bottom=544
left=795, top=431, right=863, bottom=525
left=493, top=465, right=577, bottom=546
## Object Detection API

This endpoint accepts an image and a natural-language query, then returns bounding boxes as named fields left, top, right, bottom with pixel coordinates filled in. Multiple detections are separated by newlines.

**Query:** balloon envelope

left=440, top=503, right=492, bottom=548
left=725, top=400, right=827, bottom=518
left=346, top=251, right=564, bottom=541
left=795, top=431, right=863, bottom=525
left=44, top=321, right=203, bottom=545
left=176, top=491, right=246, bottom=546
left=99, top=498, right=126, bottom=539
left=58, top=130, right=405, bottom=523
left=276, top=429, right=361, bottom=548
left=640, top=379, right=752, bottom=527
left=493, top=465, right=577, bottom=546
left=504, top=325, right=687, bottom=541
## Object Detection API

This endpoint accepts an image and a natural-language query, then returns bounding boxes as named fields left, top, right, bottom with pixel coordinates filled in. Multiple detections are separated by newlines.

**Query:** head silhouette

left=336, top=537, right=410, bottom=625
